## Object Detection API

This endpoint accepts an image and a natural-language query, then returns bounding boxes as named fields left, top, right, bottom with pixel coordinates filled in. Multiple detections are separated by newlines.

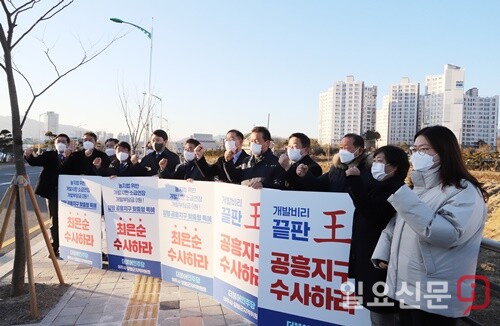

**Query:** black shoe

left=48, top=250, right=60, bottom=258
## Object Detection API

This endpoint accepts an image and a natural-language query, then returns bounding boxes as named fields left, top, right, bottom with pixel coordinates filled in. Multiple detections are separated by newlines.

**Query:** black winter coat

left=195, top=150, right=249, bottom=183
left=223, top=150, right=285, bottom=189
left=159, top=160, right=209, bottom=181
left=283, top=154, right=322, bottom=191
left=24, top=151, right=66, bottom=199
left=99, top=159, right=143, bottom=177
left=139, top=149, right=180, bottom=176
left=61, top=149, right=110, bottom=176
left=298, top=153, right=398, bottom=312
left=346, top=175, right=403, bottom=312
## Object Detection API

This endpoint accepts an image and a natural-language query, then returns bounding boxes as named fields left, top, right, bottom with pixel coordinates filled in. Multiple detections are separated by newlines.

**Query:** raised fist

left=93, top=157, right=102, bottom=168
left=159, top=158, right=168, bottom=170
left=278, top=153, right=291, bottom=171
left=224, top=149, right=235, bottom=162
left=296, top=163, right=309, bottom=177
left=194, top=145, right=205, bottom=160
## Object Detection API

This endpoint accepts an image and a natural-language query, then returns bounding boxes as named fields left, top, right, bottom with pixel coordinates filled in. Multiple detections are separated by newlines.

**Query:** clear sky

left=1, top=0, right=499, bottom=141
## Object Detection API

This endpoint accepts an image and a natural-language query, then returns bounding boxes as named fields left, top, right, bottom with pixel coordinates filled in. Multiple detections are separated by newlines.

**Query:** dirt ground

left=0, top=283, right=69, bottom=325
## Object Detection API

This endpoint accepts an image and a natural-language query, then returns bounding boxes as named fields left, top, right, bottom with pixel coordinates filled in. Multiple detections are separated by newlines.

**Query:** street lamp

left=110, top=17, right=154, bottom=149
left=156, top=115, right=168, bottom=135
left=144, top=93, right=163, bottom=129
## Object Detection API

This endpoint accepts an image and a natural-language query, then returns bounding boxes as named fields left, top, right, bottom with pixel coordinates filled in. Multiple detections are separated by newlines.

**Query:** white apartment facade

left=462, top=88, right=499, bottom=148
left=376, top=78, right=419, bottom=146
left=318, top=76, right=376, bottom=145
left=41, top=111, right=59, bottom=136
left=423, top=64, right=465, bottom=142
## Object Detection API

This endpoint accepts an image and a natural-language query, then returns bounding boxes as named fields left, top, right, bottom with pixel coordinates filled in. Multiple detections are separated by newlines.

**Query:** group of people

left=24, top=125, right=488, bottom=325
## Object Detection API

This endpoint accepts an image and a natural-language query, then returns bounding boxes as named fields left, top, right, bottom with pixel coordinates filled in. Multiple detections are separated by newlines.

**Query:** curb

left=0, top=232, right=47, bottom=280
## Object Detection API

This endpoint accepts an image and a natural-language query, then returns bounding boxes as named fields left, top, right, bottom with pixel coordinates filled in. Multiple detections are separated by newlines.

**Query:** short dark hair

left=226, top=129, right=244, bottom=141
left=105, top=138, right=119, bottom=145
left=373, top=145, right=410, bottom=182
left=185, top=138, right=200, bottom=147
left=55, top=133, right=70, bottom=143
left=83, top=131, right=97, bottom=142
left=152, top=129, right=168, bottom=141
left=116, top=141, right=131, bottom=152
left=343, top=133, right=364, bottom=148
left=289, top=132, right=311, bottom=148
left=251, top=126, right=271, bottom=141
left=415, top=125, right=488, bottom=201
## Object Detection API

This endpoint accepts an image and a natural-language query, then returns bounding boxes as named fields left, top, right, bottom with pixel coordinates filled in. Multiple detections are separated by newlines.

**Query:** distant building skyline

left=462, top=88, right=499, bottom=148
left=318, top=76, right=376, bottom=145
left=41, top=111, right=59, bottom=137
left=319, top=64, right=499, bottom=148
left=377, top=78, right=419, bottom=147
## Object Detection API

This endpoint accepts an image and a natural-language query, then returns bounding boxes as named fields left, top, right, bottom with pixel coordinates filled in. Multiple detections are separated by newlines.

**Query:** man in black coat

left=61, top=131, right=110, bottom=176
left=223, top=126, right=284, bottom=189
left=24, top=133, right=72, bottom=256
left=278, top=132, right=322, bottom=190
left=97, top=141, right=141, bottom=177
left=159, top=138, right=209, bottom=181
left=138, top=129, right=180, bottom=176
left=194, top=129, right=249, bottom=183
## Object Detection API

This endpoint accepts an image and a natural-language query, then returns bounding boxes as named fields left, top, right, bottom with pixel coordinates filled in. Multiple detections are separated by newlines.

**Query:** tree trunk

left=4, top=45, right=28, bottom=296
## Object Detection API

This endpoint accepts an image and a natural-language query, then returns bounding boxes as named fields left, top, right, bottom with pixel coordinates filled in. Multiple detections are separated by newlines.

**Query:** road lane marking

left=1, top=219, right=51, bottom=248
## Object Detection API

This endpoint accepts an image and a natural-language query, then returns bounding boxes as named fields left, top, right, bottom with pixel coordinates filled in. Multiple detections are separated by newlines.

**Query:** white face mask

left=410, top=153, right=436, bottom=171
left=117, top=152, right=129, bottom=162
left=339, top=149, right=356, bottom=164
left=225, top=140, right=237, bottom=152
left=184, top=150, right=196, bottom=162
left=287, top=148, right=302, bottom=162
left=250, top=142, right=262, bottom=155
left=55, top=143, right=66, bottom=153
left=82, top=141, right=94, bottom=150
left=105, top=148, right=115, bottom=156
left=371, top=162, right=388, bottom=181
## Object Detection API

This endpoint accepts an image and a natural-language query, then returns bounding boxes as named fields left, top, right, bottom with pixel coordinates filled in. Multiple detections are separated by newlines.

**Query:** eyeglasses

left=409, top=146, right=433, bottom=156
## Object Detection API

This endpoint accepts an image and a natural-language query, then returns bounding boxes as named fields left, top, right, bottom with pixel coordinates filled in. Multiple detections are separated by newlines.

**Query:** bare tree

left=0, top=0, right=123, bottom=296
left=118, top=84, right=156, bottom=153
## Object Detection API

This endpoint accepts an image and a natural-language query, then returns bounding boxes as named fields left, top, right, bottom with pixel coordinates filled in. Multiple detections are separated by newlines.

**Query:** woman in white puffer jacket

left=372, top=125, right=488, bottom=326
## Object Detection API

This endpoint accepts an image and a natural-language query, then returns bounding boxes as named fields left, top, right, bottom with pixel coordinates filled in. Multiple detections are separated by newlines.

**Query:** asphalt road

left=0, top=163, right=49, bottom=257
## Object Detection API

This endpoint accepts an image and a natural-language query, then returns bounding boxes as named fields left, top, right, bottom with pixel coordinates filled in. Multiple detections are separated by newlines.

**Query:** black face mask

left=154, top=143, right=164, bottom=152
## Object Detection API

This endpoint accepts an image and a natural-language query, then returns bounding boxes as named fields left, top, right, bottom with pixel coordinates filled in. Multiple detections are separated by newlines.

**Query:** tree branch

left=20, top=33, right=126, bottom=128
left=12, top=0, right=73, bottom=49
left=12, top=1, right=38, bottom=28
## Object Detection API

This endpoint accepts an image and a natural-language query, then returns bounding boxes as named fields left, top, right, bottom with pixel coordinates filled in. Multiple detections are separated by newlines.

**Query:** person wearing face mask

left=343, top=145, right=410, bottom=325
left=278, top=132, right=322, bottom=191
left=61, top=131, right=110, bottom=176
left=24, top=133, right=73, bottom=257
left=194, top=129, right=249, bottom=183
left=98, top=141, right=140, bottom=177
left=296, top=133, right=368, bottom=192
left=159, top=138, right=208, bottom=180
left=372, top=126, right=488, bottom=325
left=104, top=138, right=119, bottom=161
left=223, top=126, right=285, bottom=189
left=139, top=129, right=180, bottom=176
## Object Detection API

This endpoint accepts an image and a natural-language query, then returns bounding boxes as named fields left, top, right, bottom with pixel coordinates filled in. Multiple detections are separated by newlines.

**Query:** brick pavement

left=0, top=233, right=254, bottom=326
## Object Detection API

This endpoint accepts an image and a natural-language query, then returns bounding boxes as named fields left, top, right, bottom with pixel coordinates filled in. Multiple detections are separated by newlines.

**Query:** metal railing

left=461, top=237, right=499, bottom=325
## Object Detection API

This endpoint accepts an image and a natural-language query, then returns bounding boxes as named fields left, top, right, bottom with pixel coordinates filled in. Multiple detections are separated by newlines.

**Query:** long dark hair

left=415, top=126, right=488, bottom=202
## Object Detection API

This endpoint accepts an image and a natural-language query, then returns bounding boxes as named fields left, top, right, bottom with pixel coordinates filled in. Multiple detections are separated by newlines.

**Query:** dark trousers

left=399, top=307, right=458, bottom=326
left=48, top=194, right=59, bottom=252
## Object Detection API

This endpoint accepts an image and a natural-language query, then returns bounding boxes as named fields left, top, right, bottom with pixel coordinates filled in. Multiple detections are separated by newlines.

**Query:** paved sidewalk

left=0, top=234, right=254, bottom=326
